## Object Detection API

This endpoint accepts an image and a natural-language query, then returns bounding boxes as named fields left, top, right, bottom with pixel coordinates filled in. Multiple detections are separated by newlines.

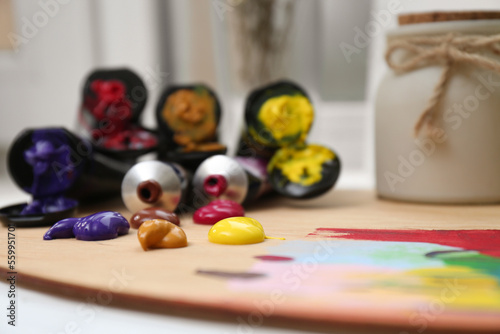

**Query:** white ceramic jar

left=376, top=19, right=500, bottom=203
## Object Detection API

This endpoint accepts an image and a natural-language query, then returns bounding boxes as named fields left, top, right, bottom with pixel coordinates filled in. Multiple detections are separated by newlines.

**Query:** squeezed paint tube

left=121, top=160, right=188, bottom=213
left=191, top=155, right=271, bottom=206
left=1, top=127, right=130, bottom=226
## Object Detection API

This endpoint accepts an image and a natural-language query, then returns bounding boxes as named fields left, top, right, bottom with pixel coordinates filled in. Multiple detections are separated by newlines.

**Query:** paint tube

left=237, top=80, right=341, bottom=199
left=121, top=160, right=188, bottom=213
left=191, top=155, right=271, bottom=206
left=1, top=127, right=129, bottom=226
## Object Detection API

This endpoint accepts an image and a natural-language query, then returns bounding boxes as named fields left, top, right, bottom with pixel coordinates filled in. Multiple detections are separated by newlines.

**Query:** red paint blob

left=203, top=174, right=228, bottom=197
left=86, top=79, right=157, bottom=150
left=254, top=255, right=294, bottom=262
left=193, top=199, right=244, bottom=225
left=308, top=228, right=500, bottom=258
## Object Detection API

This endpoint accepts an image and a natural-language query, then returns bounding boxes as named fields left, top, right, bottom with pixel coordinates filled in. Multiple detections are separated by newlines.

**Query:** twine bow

left=385, top=33, right=500, bottom=137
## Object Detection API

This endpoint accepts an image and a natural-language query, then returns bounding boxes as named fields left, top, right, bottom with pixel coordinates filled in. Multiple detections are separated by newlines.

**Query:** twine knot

left=385, top=33, right=500, bottom=137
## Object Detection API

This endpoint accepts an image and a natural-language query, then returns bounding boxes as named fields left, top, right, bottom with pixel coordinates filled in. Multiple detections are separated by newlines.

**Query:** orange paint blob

left=137, top=219, right=188, bottom=251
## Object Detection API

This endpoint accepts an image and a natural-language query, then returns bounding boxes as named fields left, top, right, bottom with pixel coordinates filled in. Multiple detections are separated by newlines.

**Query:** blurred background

left=0, top=0, right=499, bottom=192
left=1, top=1, right=500, bottom=333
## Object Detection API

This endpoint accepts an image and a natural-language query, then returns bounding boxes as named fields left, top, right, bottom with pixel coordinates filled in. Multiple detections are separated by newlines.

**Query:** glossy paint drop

left=130, top=207, right=180, bottom=229
left=208, top=217, right=284, bottom=245
left=193, top=199, right=244, bottom=225
left=137, top=219, right=188, bottom=251
left=203, top=175, right=228, bottom=197
left=43, top=211, right=129, bottom=241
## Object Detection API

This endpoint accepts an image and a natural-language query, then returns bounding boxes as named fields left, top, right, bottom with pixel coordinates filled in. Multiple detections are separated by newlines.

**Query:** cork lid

left=399, top=11, right=500, bottom=25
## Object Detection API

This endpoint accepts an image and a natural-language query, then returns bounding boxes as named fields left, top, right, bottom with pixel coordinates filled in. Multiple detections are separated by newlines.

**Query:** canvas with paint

left=228, top=228, right=500, bottom=330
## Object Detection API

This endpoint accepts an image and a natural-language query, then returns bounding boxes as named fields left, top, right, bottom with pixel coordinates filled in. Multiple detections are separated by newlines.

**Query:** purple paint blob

left=43, top=218, right=78, bottom=240
left=24, top=130, right=76, bottom=196
left=22, top=129, right=83, bottom=215
left=44, top=211, right=130, bottom=241
left=21, top=196, right=78, bottom=215
left=74, top=211, right=129, bottom=241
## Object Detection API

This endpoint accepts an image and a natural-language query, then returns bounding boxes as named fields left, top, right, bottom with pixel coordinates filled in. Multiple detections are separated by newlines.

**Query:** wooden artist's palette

left=1, top=190, right=500, bottom=333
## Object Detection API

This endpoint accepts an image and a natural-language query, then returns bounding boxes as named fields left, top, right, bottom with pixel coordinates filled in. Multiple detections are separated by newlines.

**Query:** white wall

left=0, top=0, right=166, bottom=151
left=0, top=1, right=95, bottom=145
left=1, top=0, right=499, bottom=186
left=91, top=0, right=166, bottom=128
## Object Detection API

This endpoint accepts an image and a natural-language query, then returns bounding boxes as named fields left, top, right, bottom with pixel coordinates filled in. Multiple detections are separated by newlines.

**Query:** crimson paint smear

left=254, top=255, right=294, bottom=262
left=308, top=228, right=500, bottom=258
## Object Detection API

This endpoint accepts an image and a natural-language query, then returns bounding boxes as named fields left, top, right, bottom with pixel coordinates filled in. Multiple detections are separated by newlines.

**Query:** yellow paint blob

left=268, top=144, right=335, bottom=186
left=208, top=217, right=285, bottom=245
left=251, top=95, right=313, bottom=145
